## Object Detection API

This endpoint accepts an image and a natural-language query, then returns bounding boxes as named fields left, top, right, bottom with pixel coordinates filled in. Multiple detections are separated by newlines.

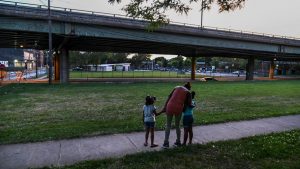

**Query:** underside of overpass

left=1, top=29, right=300, bottom=82
left=2, top=28, right=300, bottom=61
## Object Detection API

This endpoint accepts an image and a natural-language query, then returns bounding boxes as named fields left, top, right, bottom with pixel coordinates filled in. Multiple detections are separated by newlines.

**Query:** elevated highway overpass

left=1, top=0, right=300, bottom=83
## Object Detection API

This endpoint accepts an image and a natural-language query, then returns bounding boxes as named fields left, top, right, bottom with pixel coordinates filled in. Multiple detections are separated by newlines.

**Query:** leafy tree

left=102, top=53, right=129, bottom=64
left=184, top=57, right=192, bottom=69
left=108, top=0, right=246, bottom=27
left=168, top=55, right=184, bottom=70
left=210, top=57, right=247, bottom=70
left=154, top=57, right=168, bottom=68
left=129, top=53, right=151, bottom=69
left=205, top=57, right=212, bottom=66
left=114, top=53, right=129, bottom=63
left=87, top=52, right=102, bottom=71
left=69, top=52, right=129, bottom=70
left=211, top=57, right=220, bottom=68
left=69, top=51, right=87, bottom=67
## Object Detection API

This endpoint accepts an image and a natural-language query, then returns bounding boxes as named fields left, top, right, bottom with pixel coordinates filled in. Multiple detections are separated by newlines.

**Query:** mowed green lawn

left=0, top=81, right=300, bottom=144
left=45, top=130, right=300, bottom=169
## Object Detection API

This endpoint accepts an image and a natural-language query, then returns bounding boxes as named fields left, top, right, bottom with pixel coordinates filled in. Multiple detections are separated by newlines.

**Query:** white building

left=86, top=63, right=131, bottom=71
left=0, top=61, right=8, bottom=67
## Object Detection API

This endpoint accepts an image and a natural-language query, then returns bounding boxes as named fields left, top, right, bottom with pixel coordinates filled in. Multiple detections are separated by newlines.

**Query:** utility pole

left=48, top=0, right=53, bottom=84
left=35, top=50, right=38, bottom=78
left=152, top=60, right=154, bottom=70
left=201, top=0, right=204, bottom=28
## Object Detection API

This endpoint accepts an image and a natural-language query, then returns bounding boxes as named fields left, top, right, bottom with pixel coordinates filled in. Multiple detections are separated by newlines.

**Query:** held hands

left=156, top=107, right=166, bottom=116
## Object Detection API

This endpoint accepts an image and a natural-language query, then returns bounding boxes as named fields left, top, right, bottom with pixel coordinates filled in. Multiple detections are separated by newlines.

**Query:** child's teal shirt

left=183, top=100, right=196, bottom=116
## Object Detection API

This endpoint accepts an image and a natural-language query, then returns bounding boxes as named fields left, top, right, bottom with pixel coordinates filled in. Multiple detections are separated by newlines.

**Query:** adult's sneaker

left=174, top=141, right=182, bottom=147
left=162, top=142, right=169, bottom=148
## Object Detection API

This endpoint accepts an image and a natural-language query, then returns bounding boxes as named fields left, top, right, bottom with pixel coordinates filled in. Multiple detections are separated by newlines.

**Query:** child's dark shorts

left=144, top=122, right=155, bottom=128
left=183, top=115, right=194, bottom=128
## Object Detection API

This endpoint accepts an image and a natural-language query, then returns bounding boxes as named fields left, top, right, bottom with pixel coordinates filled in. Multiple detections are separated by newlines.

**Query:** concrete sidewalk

left=1, top=115, right=300, bottom=169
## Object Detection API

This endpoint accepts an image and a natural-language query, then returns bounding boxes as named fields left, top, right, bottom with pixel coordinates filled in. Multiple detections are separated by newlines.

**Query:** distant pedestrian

left=182, top=91, right=196, bottom=146
left=159, top=82, right=193, bottom=148
left=143, top=96, right=159, bottom=148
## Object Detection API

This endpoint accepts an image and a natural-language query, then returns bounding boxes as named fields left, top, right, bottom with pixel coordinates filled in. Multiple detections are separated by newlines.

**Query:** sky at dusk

left=8, top=0, right=300, bottom=59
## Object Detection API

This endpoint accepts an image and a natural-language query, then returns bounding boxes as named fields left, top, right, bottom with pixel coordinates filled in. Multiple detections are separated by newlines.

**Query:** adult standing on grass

left=159, top=82, right=192, bottom=148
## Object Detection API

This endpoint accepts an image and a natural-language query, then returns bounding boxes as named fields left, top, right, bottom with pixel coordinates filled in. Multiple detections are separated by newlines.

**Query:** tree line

left=69, top=51, right=248, bottom=71
left=69, top=51, right=192, bottom=70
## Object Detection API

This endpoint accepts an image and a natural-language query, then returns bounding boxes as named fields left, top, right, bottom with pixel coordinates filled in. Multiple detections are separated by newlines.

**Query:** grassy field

left=0, top=81, right=300, bottom=144
left=70, top=71, right=202, bottom=78
left=44, top=130, right=300, bottom=169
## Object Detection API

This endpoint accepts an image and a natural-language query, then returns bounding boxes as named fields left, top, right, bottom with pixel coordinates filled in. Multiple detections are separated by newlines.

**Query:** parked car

left=9, top=72, right=16, bottom=76
left=232, top=71, right=240, bottom=74
left=72, top=67, right=83, bottom=71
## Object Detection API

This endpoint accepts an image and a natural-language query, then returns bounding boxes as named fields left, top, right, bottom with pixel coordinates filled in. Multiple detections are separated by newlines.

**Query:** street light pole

left=48, top=0, right=53, bottom=84
left=35, top=50, right=38, bottom=78
left=201, top=0, right=204, bottom=28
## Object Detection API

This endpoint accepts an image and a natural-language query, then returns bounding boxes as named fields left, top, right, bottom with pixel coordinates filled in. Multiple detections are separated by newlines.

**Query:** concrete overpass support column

left=246, top=56, right=255, bottom=80
left=191, top=57, right=196, bottom=80
left=269, top=60, right=275, bottom=79
left=59, top=49, right=69, bottom=83
left=54, top=53, right=60, bottom=81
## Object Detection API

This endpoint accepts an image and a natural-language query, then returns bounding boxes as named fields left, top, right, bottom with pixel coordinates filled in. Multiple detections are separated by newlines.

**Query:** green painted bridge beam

left=1, top=17, right=300, bottom=56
